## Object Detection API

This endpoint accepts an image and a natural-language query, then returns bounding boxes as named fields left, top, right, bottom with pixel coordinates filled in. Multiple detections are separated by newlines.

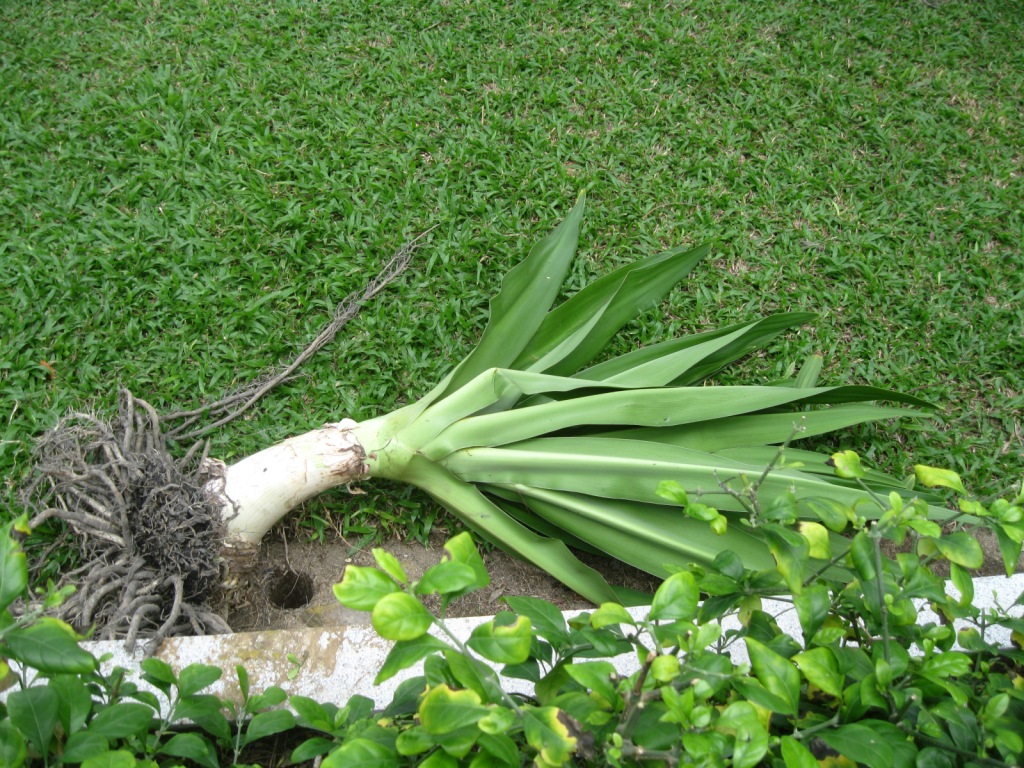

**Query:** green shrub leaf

left=418, top=685, right=488, bottom=735
left=82, top=750, right=137, bottom=768
left=914, top=465, right=966, bottom=494
left=242, top=710, right=296, bottom=746
left=0, top=521, right=28, bottom=613
left=817, top=721, right=917, bottom=768
left=468, top=616, right=532, bottom=664
left=372, top=592, right=433, bottom=641
left=87, top=703, right=154, bottom=740
left=373, top=548, right=409, bottom=585
left=522, top=707, right=577, bottom=766
left=4, top=620, right=96, bottom=674
left=744, top=638, right=800, bottom=715
left=934, top=532, right=984, bottom=569
left=793, top=647, right=843, bottom=697
left=780, top=735, right=818, bottom=768
left=7, top=686, right=59, bottom=756
left=504, top=595, right=569, bottom=643
left=650, top=571, right=699, bottom=621
left=321, top=738, right=400, bottom=768
left=375, top=635, right=452, bottom=684
left=158, top=733, right=219, bottom=768
left=415, top=561, right=478, bottom=597
left=0, top=720, right=27, bottom=768
left=177, top=663, right=222, bottom=697
left=333, top=566, right=401, bottom=611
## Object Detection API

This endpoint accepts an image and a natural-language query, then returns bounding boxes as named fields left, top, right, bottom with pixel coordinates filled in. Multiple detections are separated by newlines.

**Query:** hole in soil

left=268, top=569, right=315, bottom=609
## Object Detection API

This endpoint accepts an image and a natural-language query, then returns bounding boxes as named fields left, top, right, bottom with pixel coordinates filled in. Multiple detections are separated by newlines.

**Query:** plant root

left=23, top=391, right=226, bottom=653
left=20, top=235, right=423, bottom=650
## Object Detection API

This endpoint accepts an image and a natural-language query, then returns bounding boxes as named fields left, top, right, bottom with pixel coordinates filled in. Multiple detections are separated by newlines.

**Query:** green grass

left=2, top=0, right=1022, bottom=545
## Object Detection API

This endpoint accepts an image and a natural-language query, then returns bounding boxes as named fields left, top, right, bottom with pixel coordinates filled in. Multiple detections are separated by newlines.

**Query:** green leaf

left=333, top=565, right=401, bottom=611
left=503, top=596, right=569, bottom=643
left=949, top=562, right=974, bottom=607
left=743, top=637, right=800, bottom=715
left=372, top=592, right=434, bottom=641
left=589, top=602, right=635, bottom=629
left=478, top=706, right=517, bottom=735
left=288, top=695, right=333, bottom=731
left=919, top=652, right=971, bottom=680
left=934, top=532, right=984, bottom=569
left=780, top=736, right=818, bottom=768
left=830, top=450, right=865, bottom=479
left=396, top=458, right=620, bottom=604
left=49, top=673, right=94, bottom=734
left=719, top=701, right=769, bottom=768
left=468, top=616, right=532, bottom=664
left=794, top=584, right=831, bottom=640
left=656, top=480, right=688, bottom=506
left=650, top=571, right=700, bottom=621
left=0, top=520, right=28, bottom=613
left=849, top=531, right=877, bottom=581
left=139, top=657, right=176, bottom=694
left=0, top=720, right=27, bottom=768
left=177, top=663, right=223, bottom=697
left=440, top=193, right=585, bottom=397
left=373, top=548, right=409, bottom=584
left=59, top=731, right=109, bottom=764
left=797, top=521, right=831, bottom=560
left=158, top=733, right=220, bottom=768
left=817, top=721, right=917, bottom=768
left=241, top=709, right=295, bottom=746
left=82, top=751, right=137, bottom=768
left=321, top=738, right=400, bottom=768
left=376, top=635, right=452, bottom=684
left=914, top=465, right=966, bottom=494
left=290, top=737, right=336, bottom=763
left=7, top=686, right=59, bottom=756
left=763, top=524, right=808, bottom=593
left=87, top=703, right=154, bottom=740
left=442, top=531, right=490, bottom=591
left=564, top=661, right=620, bottom=708
left=4, top=619, right=97, bottom=674
left=793, top=647, right=843, bottom=697
left=515, top=241, right=710, bottom=376
left=418, top=685, right=488, bottom=734
left=416, top=560, right=478, bottom=597
left=522, top=707, right=577, bottom=765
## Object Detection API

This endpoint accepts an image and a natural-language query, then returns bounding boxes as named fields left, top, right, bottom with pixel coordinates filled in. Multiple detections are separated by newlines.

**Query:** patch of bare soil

left=227, top=531, right=660, bottom=633
left=226, top=524, right=1020, bottom=634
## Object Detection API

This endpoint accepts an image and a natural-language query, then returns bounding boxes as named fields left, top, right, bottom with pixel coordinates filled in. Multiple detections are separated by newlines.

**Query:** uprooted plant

left=21, top=193, right=949, bottom=647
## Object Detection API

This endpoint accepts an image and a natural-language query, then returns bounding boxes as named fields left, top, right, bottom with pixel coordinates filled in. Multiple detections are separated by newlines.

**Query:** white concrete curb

left=22, top=572, right=1014, bottom=709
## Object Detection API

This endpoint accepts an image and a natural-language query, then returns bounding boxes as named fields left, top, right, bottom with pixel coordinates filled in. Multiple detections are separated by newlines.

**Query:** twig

left=163, top=228, right=433, bottom=441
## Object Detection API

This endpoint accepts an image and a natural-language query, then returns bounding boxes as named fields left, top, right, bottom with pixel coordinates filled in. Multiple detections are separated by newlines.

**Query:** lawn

left=2, top=0, right=1022, bottom=549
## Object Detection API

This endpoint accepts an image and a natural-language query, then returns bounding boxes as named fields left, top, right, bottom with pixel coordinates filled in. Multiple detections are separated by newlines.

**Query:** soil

left=226, top=531, right=661, bottom=633
left=225, top=523, right=1017, bottom=634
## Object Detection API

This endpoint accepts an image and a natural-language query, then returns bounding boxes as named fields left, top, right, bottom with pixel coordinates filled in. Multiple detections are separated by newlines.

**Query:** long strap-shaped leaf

left=425, top=384, right=930, bottom=457
left=396, top=454, right=621, bottom=604
left=512, top=243, right=711, bottom=375
left=438, top=194, right=586, bottom=399
left=594, top=404, right=921, bottom=452
left=497, top=484, right=778, bottom=577
left=576, top=313, right=817, bottom=384
left=443, top=437, right=893, bottom=517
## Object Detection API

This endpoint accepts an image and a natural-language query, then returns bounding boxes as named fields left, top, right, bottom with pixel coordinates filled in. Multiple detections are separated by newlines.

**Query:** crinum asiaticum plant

left=207, top=193, right=940, bottom=603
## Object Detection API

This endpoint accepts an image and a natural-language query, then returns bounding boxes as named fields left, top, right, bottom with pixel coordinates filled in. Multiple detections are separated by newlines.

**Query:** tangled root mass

left=23, top=391, right=230, bottom=651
